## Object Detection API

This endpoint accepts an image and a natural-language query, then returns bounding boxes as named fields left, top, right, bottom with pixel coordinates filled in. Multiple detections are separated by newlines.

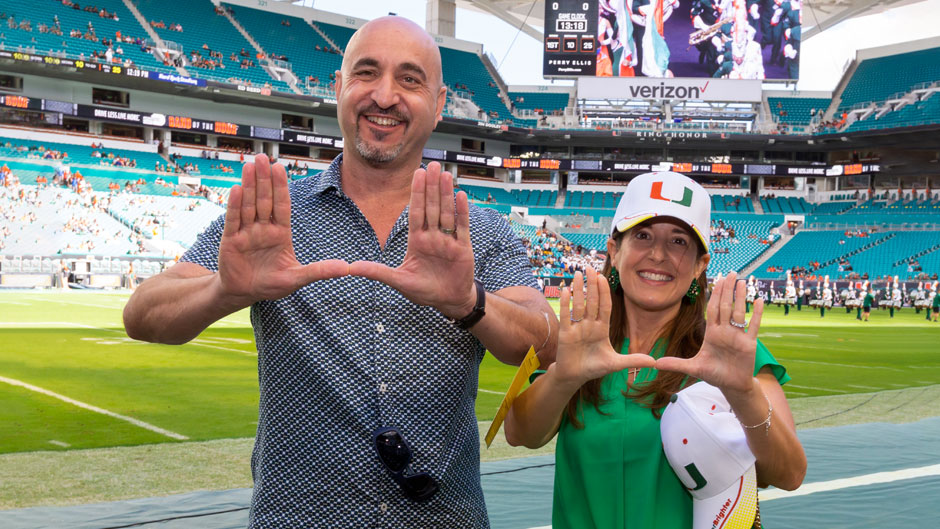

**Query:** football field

left=1, top=290, right=938, bottom=508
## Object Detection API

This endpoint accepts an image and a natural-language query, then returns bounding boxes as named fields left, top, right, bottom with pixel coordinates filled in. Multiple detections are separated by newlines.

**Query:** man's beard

left=355, top=132, right=404, bottom=165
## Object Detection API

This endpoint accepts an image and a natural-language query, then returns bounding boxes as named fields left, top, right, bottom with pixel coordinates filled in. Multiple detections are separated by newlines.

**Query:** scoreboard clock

left=543, top=0, right=598, bottom=77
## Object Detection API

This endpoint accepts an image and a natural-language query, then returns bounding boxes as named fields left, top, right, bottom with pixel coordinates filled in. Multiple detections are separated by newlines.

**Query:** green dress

left=551, top=338, right=788, bottom=529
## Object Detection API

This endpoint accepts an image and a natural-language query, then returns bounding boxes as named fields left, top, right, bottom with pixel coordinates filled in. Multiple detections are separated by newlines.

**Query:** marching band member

left=927, top=281, right=940, bottom=323
left=914, top=282, right=927, bottom=314
left=862, top=282, right=874, bottom=322
left=746, top=275, right=757, bottom=313
left=821, top=276, right=833, bottom=317
left=890, top=277, right=902, bottom=318
left=784, top=271, right=796, bottom=315
left=797, top=279, right=804, bottom=311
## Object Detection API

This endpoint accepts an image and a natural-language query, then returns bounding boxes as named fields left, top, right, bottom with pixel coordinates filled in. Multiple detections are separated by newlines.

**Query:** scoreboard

left=543, top=0, right=598, bottom=77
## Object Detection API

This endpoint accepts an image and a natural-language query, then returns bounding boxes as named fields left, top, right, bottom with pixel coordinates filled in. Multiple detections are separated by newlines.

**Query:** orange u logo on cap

left=650, top=181, right=693, bottom=207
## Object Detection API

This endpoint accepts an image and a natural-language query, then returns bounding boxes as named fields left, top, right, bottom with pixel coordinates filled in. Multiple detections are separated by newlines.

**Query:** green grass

left=1, top=292, right=938, bottom=455
left=0, top=291, right=938, bottom=508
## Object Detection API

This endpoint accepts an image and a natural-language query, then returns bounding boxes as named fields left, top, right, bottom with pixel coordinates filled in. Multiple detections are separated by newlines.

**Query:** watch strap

left=450, top=279, right=486, bottom=329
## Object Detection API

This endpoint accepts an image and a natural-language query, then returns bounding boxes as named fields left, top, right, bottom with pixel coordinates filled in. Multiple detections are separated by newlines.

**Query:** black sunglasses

left=372, top=426, right=439, bottom=503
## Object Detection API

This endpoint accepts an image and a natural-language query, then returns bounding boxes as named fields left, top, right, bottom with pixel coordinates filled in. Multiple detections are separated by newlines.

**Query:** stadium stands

left=711, top=194, right=754, bottom=213
left=507, top=91, right=569, bottom=115
left=838, top=47, right=940, bottom=110
left=223, top=3, right=341, bottom=93
left=0, top=0, right=175, bottom=74
left=132, top=0, right=290, bottom=91
left=760, top=195, right=811, bottom=214
left=768, top=97, right=831, bottom=125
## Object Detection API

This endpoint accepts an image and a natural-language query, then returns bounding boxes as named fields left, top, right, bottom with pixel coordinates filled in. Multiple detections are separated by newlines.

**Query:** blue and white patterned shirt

left=181, top=154, right=537, bottom=528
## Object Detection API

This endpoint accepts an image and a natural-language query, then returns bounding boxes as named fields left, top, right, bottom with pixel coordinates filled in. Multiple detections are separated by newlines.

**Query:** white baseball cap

left=661, top=382, right=759, bottom=529
left=610, top=171, right=711, bottom=253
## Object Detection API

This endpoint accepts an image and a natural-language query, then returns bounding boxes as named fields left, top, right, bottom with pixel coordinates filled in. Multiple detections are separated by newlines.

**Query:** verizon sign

left=578, top=77, right=762, bottom=103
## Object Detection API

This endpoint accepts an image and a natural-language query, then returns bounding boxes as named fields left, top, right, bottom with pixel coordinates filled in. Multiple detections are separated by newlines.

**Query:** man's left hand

left=348, top=162, right=477, bottom=319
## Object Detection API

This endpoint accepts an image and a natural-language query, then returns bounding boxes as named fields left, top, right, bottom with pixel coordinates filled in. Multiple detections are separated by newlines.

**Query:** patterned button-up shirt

left=181, top=154, right=537, bottom=528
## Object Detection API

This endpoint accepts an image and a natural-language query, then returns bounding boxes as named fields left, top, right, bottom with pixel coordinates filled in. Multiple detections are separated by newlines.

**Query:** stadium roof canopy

left=285, top=0, right=928, bottom=42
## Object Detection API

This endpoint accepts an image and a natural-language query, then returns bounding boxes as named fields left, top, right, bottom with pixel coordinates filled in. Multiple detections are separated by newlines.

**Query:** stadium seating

left=768, top=97, right=831, bottom=125
left=564, top=190, right=621, bottom=209
left=131, top=0, right=290, bottom=91
left=0, top=186, right=140, bottom=256
left=844, top=92, right=940, bottom=132
left=223, top=3, right=341, bottom=92
left=760, top=230, right=895, bottom=279
left=760, top=195, right=811, bottom=214
left=1, top=137, right=164, bottom=169
left=0, top=0, right=175, bottom=74
left=459, top=184, right=521, bottom=206
left=439, top=47, right=514, bottom=124
left=511, top=188, right=557, bottom=207
left=507, top=91, right=569, bottom=114
left=106, top=193, right=223, bottom=247
left=838, top=47, right=940, bottom=110
left=710, top=194, right=754, bottom=213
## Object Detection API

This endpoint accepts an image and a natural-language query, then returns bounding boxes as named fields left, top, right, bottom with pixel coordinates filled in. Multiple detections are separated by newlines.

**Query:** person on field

left=862, top=284, right=874, bottom=322
left=504, top=172, right=805, bottom=529
left=123, top=17, right=557, bottom=528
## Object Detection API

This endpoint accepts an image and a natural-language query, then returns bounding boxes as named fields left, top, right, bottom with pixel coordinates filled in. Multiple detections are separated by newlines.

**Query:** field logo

left=650, top=181, right=693, bottom=207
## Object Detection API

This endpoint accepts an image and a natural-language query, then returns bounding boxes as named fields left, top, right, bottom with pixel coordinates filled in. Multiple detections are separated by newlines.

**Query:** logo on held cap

left=650, top=181, right=693, bottom=207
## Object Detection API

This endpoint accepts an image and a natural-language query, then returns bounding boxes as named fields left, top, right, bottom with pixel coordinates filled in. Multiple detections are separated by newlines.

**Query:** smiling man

left=123, top=16, right=556, bottom=529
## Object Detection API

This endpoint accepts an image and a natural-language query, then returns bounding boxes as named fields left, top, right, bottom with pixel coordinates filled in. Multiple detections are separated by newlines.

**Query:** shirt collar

left=311, top=153, right=430, bottom=196
left=311, top=153, right=345, bottom=196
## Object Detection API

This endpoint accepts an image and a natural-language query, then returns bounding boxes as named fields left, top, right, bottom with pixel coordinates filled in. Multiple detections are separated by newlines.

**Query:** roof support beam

left=465, top=0, right=543, bottom=42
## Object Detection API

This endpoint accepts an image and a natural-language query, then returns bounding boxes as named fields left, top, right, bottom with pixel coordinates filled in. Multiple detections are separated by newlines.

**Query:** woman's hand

left=553, top=268, right=655, bottom=388
left=655, top=271, right=764, bottom=396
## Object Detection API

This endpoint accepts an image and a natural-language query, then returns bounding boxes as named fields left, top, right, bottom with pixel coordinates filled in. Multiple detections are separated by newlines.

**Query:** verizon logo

left=629, top=82, right=709, bottom=100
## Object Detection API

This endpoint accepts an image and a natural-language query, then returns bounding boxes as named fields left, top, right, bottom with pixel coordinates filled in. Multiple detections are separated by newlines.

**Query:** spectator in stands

left=505, top=172, right=805, bottom=528
left=123, top=17, right=557, bottom=528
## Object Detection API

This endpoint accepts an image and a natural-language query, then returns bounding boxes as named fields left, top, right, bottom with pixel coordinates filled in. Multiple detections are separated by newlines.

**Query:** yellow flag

left=484, top=346, right=541, bottom=447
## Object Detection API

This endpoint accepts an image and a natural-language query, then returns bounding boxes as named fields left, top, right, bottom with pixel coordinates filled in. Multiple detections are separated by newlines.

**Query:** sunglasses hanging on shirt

left=372, top=426, right=439, bottom=503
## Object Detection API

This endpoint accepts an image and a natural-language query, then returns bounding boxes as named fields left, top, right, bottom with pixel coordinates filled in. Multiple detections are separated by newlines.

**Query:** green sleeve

left=754, top=338, right=790, bottom=385
left=529, top=369, right=547, bottom=385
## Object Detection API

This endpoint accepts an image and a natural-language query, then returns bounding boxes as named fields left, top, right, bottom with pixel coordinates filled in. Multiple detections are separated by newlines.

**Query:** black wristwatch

left=449, top=279, right=486, bottom=329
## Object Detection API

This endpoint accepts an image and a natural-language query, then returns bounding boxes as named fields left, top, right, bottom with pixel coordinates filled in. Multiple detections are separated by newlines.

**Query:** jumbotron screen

left=544, top=0, right=801, bottom=80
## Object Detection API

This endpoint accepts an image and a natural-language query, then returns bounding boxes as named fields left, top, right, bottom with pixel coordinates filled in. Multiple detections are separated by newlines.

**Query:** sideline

left=0, top=375, right=188, bottom=441
left=760, top=463, right=940, bottom=501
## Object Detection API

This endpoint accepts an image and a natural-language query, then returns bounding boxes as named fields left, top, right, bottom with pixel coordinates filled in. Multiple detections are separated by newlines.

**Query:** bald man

left=124, top=16, right=556, bottom=528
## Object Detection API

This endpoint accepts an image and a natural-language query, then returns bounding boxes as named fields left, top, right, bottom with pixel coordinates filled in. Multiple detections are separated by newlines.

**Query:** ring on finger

left=729, top=318, right=747, bottom=329
left=570, top=316, right=583, bottom=323
left=440, top=227, right=456, bottom=235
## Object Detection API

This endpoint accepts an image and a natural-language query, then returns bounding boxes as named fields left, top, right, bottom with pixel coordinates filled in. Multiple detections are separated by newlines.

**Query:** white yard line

left=478, top=388, right=504, bottom=395
left=776, top=358, right=904, bottom=372
left=0, top=321, right=123, bottom=333
left=48, top=440, right=71, bottom=448
left=190, top=341, right=257, bottom=355
left=760, top=463, right=940, bottom=501
left=785, top=384, right=848, bottom=393
left=845, top=384, right=883, bottom=390
left=0, top=375, right=188, bottom=441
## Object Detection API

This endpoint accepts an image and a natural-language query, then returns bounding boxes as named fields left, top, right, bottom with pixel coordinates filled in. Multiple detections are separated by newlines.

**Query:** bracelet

left=739, top=392, right=773, bottom=436
left=537, top=312, right=552, bottom=353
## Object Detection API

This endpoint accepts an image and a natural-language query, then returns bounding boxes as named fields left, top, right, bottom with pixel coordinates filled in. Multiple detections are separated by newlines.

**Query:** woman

left=505, top=172, right=805, bottom=528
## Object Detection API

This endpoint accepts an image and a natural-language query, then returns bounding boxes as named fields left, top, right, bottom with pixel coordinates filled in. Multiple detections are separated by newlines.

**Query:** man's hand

left=218, top=153, right=348, bottom=308
left=347, top=162, right=477, bottom=319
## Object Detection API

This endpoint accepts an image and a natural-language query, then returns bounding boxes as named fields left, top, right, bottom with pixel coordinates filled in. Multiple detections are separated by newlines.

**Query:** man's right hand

left=218, top=153, right=348, bottom=308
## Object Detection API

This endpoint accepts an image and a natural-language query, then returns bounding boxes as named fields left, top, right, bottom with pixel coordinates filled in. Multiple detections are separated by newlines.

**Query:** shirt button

left=379, top=383, right=387, bottom=393
left=379, top=502, right=388, bottom=513
left=376, top=323, right=385, bottom=333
